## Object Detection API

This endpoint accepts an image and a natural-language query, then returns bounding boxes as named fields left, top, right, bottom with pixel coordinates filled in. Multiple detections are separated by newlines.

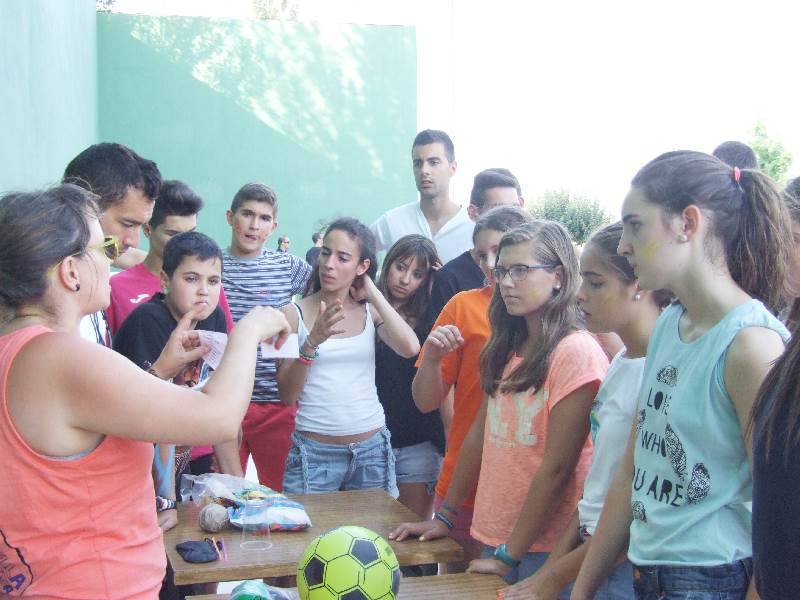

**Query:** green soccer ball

left=296, top=525, right=401, bottom=600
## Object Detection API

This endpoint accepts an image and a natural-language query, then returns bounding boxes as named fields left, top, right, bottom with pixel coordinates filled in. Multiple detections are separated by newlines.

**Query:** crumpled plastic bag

left=230, top=580, right=299, bottom=600
left=180, top=473, right=311, bottom=532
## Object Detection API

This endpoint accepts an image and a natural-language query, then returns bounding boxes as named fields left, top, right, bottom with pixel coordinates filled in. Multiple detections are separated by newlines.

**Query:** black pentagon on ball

left=303, top=556, right=326, bottom=587
left=350, top=539, right=379, bottom=567
left=341, top=588, right=369, bottom=600
left=391, top=567, right=400, bottom=595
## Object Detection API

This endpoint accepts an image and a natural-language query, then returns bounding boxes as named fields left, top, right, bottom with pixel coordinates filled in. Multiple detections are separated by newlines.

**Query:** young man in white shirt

left=371, top=129, right=473, bottom=264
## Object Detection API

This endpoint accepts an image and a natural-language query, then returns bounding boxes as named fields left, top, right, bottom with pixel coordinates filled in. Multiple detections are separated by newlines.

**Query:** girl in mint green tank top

left=572, top=151, right=792, bottom=600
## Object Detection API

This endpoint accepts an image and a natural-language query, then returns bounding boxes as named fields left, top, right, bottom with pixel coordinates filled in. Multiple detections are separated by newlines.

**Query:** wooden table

left=191, top=573, right=505, bottom=599
left=166, top=489, right=464, bottom=585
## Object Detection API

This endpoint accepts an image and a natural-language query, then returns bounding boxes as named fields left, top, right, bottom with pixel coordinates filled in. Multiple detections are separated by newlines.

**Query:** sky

left=110, top=0, right=800, bottom=217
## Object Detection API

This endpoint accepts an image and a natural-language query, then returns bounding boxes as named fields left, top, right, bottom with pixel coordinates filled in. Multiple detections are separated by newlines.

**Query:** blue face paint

left=153, top=443, right=176, bottom=497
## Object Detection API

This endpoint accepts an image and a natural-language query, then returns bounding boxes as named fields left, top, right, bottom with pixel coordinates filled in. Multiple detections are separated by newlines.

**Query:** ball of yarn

left=198, top=502, right=229, bottom=533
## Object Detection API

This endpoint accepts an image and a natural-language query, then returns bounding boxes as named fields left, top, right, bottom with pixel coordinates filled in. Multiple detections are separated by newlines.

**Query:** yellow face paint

left=639, top=239, right=661, bottom=263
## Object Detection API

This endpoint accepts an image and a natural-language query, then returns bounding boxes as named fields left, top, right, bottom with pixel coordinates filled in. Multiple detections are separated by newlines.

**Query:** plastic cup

left=239, top=499, right=272, bottom=551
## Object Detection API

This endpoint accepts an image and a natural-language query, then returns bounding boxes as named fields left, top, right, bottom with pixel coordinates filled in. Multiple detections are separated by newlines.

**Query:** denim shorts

left=283, top=428, right=398, bottom=498
left=392, top=441, right=442, bottom=488
left=632, top=559, right=752, bottom=600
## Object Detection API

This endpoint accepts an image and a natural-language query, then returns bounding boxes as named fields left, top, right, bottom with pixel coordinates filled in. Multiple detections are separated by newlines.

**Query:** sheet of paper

left=260, top=333, right=300, bottom=359
left=196, top=330, right=228, bottom=370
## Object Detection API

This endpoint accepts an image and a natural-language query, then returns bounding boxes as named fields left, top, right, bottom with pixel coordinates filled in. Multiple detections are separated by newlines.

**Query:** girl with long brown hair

left=375, top=234, right=443, bottom=521
left=391, top=221, right=608, bottom=592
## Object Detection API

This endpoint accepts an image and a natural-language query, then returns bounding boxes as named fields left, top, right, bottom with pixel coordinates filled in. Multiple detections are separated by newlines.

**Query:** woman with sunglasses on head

left=392, top=221, right=608, bottom=594
left=0, top=185, right=290, bottom=599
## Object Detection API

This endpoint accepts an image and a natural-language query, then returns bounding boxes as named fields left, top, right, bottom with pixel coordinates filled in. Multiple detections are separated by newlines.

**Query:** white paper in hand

left=260, top=333, right=299, bottom=359
left=196, top=330, right=228, bottom=370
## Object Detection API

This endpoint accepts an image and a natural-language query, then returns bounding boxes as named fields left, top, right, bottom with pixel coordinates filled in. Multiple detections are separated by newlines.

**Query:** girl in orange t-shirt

left=392, top=220, right=608, bottom=590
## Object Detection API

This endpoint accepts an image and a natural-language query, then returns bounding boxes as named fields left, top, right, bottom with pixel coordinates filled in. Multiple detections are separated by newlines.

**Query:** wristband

left=493, top=543, right=521, bottom=568
left=297, top=354, right=315, bottom=366
left=156, top=496, right=176, bottom=513
left=433, top=511, right=454, bottom=531
left=298, top=345, right=318, bottom=363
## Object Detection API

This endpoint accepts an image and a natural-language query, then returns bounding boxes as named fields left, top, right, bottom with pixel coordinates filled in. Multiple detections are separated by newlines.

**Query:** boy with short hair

left=107, top=179, right=234, bottom=335
left=113, top=232, right=239, bottom=526
left=63, top=142, right=162, bottom=345
left=222, top=183, right=312, bottom=490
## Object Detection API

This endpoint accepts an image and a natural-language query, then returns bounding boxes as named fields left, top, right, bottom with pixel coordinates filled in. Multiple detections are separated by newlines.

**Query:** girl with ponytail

left=572, top=151, right=792, bottom=600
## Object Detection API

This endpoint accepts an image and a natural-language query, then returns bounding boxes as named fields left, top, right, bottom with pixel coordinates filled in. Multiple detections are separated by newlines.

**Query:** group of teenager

left=1, top=130, right=800, bottom=600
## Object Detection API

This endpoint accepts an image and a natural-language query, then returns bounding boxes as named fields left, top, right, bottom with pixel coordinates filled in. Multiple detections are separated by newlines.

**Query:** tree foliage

left=751, top=122, right=793, bottom=184
left=529, top=190, right=610, bottom=244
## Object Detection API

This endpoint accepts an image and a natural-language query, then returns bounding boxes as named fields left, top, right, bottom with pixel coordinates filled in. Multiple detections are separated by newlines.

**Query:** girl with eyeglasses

left=501, top=222, right=673, bottom=599
left=391, top=220, right=608, bottom=593
left=0, top=185, right=290, bottom=598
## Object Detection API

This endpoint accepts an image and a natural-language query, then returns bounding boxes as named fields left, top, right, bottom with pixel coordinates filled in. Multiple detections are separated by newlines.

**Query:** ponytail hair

left=631, top=150, right=791, bottom=312
left=586, top=221, right=674, bottom=309
left=479, top=220, right=580, bottom=396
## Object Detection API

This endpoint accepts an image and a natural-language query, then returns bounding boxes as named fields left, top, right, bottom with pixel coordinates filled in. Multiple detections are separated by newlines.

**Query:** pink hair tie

left=733, top=166, right=741, bottom=184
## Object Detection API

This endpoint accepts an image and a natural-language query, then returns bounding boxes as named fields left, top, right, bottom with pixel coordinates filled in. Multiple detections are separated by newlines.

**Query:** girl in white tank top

left=278, top=218, right=419, bottom=495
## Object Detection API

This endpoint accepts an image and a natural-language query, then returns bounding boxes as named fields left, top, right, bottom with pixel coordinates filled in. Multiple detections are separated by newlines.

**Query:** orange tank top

left=0, top=326, right=164, bottom=598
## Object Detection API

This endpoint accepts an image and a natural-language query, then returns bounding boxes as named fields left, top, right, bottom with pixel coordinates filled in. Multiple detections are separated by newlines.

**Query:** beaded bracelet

left=298, top=346, right=318, bottom=361
left=433, top=511, right=454, bottom=531
left=297, top=354, right=315, bottom=366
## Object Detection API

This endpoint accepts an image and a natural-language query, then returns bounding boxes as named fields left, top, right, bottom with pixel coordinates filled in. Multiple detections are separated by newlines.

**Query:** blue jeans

left=578, top=529, right=634, bottom=599
left=481, top=545, right=573, bottom=597
left=283, top=428, right=398, bottom=497
left=632, top=559, right=752, bottom=600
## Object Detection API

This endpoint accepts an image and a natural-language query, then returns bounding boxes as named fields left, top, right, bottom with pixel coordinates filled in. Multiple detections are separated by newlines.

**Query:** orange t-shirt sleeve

left=545, top=332, right=609, bottom=411
left=415, top=300, right=462, bottom=387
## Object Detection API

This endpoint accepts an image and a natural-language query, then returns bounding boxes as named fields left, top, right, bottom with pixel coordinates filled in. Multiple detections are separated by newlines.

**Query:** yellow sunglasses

left=49, top=236, right=123, bottom=274
left=86, top=236, right=123, bottom=261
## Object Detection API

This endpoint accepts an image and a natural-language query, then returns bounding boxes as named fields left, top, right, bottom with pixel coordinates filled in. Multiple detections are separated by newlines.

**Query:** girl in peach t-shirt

left=392, top=221, right=608, bottom=590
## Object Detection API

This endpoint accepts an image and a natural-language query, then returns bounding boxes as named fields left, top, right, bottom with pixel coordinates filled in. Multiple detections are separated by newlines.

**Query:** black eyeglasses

left=492, top=264, right=555, bottom=282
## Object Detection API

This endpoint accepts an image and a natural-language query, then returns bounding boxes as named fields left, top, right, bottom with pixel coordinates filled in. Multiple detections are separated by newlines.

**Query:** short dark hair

left=472, top=205, right=534, bottom=244
left=469, top=168, right=522, bottom=209
left=786, top=177, right=800, bottom=202
left=312, top=231, right=322, bottom=243
left=0, top=184, right=100, bottom=311
left=162, top=231, right=224, bottom=279
left=412, top=129, right=455, bottom=162
left=230, top=183, right=278, bottom=215
left=712, top=141, right=758, bottom=170
left=63, top=142, right=162, bottom=210
left=150, top=180, right=204, bottom=229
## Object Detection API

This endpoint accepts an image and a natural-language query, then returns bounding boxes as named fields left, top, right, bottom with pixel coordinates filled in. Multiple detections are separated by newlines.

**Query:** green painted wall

left=0, top=0, right=98, bottom=192
left=96, top=14, right=417, bottom=254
